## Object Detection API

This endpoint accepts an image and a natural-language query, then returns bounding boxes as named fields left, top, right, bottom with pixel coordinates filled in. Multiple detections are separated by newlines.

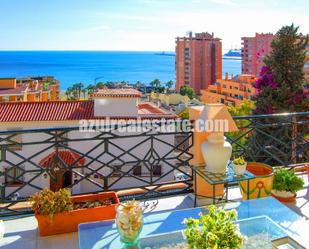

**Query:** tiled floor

left=1, top=175, right=308, bottom=249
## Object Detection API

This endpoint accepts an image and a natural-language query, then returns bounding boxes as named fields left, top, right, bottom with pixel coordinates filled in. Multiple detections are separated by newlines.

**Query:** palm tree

left=82, top=87, right=87, bottom=99
left=86, top=84, right=96, bottom=95
left=65, top=87, right=73, bottom=100
left=165, top=80, right=174, bottom=93
left=96, top=82, right=105, bottom=89
left=71, top=83, right=84, bottom=99
left=150, top=79, right=161, bottom=89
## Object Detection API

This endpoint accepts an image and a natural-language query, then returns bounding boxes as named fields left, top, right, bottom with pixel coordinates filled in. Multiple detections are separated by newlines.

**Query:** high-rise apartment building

left=176, top=32, right=222, bottom=94
left=241, top=33, right=275, bottom=76
left=242, top=33, right=309, bottom=83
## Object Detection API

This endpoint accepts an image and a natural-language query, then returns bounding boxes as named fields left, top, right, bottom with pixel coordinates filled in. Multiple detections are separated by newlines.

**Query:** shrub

left=273, top=168, right=304, bottom=193
left=184, top=205, right=243, bottom=249
left=29, top=188, right=73, bottom=219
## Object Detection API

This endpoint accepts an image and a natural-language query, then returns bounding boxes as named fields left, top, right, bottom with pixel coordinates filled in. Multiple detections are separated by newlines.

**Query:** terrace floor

left=1, top=175, right=308, bottom=249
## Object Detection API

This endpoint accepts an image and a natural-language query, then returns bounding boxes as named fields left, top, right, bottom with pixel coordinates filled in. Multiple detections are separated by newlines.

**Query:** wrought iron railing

left=0, top=112, right=308, bottom=217
left=0, top=121, right=194, bottom=217
left=228, top=112, right=309, bottom=167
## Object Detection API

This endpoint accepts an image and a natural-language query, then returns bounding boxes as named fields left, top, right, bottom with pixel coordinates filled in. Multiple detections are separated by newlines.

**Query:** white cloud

left=91, top=25, right=112, bottom=31
left=208, top=0, right=237, bottom=5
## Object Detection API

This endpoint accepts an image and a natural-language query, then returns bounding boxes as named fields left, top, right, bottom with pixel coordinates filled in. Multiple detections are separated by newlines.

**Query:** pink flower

left=267, top=106, right=274, bottom=114
left=259, top=66, right=270, bottom=76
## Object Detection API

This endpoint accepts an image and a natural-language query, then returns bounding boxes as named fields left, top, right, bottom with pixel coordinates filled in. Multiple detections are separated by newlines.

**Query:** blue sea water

left=0, top=51, right=241, bottom=90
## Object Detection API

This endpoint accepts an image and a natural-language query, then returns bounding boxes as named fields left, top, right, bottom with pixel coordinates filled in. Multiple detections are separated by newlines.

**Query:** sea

left=0, top=51, right=241, bottom=90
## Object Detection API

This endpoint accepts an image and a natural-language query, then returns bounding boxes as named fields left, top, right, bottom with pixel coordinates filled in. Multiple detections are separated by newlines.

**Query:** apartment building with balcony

left=242, top=33, right=309, bottom=83
left=0, top=76, right=59, bottom=102
left=176, top=32, right=222, bottom=94
left=200, top=73, right=257, bottom=106
left=0, top=89, right=184, bottom=199
left=241, top=33, right=275, bottom=76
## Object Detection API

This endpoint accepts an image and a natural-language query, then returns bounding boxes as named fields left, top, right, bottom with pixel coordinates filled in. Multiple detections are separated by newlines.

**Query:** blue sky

left=0, top=0, right=308, bottom=51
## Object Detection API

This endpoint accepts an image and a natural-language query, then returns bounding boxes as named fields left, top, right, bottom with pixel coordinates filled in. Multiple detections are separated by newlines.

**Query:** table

left=192, top=162, right=256, bottom=206
left=78, top=197, right=307, bottom=249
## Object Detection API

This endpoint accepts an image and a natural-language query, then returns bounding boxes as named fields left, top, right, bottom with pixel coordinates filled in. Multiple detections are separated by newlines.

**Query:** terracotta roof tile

left=91, top=89, right=142, bottom=98
left=0, top=85, right=28, bottom=95
left=0, top=101, right=177, bottom=122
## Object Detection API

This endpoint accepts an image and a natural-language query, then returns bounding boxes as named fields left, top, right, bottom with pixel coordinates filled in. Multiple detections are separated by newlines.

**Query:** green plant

left=184, top=205, right=243, bottom=249
left=233, top=156, right=246, bottom=166
left=179, top=85, right=195, bottom=99
left=29, top=188, right=73, bottom=219
left=273, top=168, right=304, bottom=193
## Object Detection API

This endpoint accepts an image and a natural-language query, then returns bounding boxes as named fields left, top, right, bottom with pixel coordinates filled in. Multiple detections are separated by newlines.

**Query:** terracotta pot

left=271, top=190, right=297, bottom=203
left=36, top=191, right=119, bottom=236
left=239, top=162, right=274, bottom=200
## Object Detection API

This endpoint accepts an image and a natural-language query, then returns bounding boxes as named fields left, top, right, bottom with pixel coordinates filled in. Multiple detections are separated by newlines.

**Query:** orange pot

left=271, top=192, right=296, bottom=203
left=239, top=162, right=274, bottom=200
left=36, top=191, right=119, bottom=236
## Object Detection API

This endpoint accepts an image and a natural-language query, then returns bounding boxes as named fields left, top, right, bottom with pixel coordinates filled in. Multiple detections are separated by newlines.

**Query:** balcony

left=0, top=112, right=308, bottom=248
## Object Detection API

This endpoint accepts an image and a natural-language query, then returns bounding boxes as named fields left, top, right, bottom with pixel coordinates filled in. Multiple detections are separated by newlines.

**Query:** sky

left=0, top=0, right=308, bottom=51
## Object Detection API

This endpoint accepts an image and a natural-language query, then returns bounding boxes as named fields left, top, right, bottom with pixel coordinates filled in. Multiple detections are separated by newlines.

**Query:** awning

left=39, top=150, right=85, bottom=168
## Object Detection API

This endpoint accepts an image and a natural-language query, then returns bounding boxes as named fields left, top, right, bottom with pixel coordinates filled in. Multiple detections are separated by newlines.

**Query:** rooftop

left=91, top=88, right=142, bottom=98
left=0, top=101, right=177, bottom=122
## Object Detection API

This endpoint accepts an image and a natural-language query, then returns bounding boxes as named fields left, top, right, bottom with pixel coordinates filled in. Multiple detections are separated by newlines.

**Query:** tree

left=254, top=24, right=309, bottom=114
left=86, top=84, right=96, bottom=95
left=65, top=87, right=74, bottom=100
left=150, top=78, right=161, bottom=88
left=180, top=85, right=195, bottom=99
left=165, top=80, right=174, bottom=93
left=82, top=87, right=87, bottom=99
left=226, top=100, right=255, bottom=155
left=96, top=82, right=105, bottom=89
left=249, top=24, right=309, bottom=165
left=72, top=83, right=84, bottom=99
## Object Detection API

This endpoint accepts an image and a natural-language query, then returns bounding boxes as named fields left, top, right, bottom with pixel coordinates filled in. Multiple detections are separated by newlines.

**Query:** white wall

left=0, top=125, right=178, bottom=198
left=94, top=98, right=138, bottom=117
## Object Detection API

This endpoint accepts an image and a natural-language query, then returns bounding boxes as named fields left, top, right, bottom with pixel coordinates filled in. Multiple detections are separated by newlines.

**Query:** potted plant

left=271, top=168, right=304, bottom=203
left=184, top=205, right=244, bottom=248
left=239, top=162, right=274, bottom=200
left=232, top=156, right=247, bottom=176
left=30, top=188, right=119, bottom=236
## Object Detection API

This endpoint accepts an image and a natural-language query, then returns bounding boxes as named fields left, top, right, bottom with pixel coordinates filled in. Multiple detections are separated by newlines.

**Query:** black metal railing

left=0, top=121, right=194, bottom=217
left=228, top=112, right=309, bottom=167
left=0, top=112, right=308, bottom=217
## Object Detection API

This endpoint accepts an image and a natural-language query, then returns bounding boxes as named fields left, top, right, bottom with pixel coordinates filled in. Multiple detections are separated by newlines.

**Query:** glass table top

left=78, top=197, right=305, bottom=249
left=139, top=216, right=288, bottom=249
left=192, top=161, right=256, bottom=184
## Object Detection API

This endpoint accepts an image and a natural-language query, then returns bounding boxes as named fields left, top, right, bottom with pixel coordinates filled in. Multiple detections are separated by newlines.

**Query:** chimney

left=92, top=89, right=141, bottom=117
left=225, top=73, right=229, bottom=80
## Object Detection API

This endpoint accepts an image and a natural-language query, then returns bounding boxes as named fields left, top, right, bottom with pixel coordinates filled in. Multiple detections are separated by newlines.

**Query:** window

left=133, top=165, right=142, bottom=176
left=7, top=130, right=22, bottom=151
left=153, top=165, right=162, bottom=176
left=5, top=166, right=24, bottom=186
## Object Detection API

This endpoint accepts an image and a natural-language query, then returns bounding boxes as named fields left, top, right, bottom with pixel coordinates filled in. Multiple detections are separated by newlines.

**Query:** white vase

left=233, top=162, right=247, bottom=176
left=0, top=220, right=4, bottom=240
left=202, top=133, right=232, bottom=174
